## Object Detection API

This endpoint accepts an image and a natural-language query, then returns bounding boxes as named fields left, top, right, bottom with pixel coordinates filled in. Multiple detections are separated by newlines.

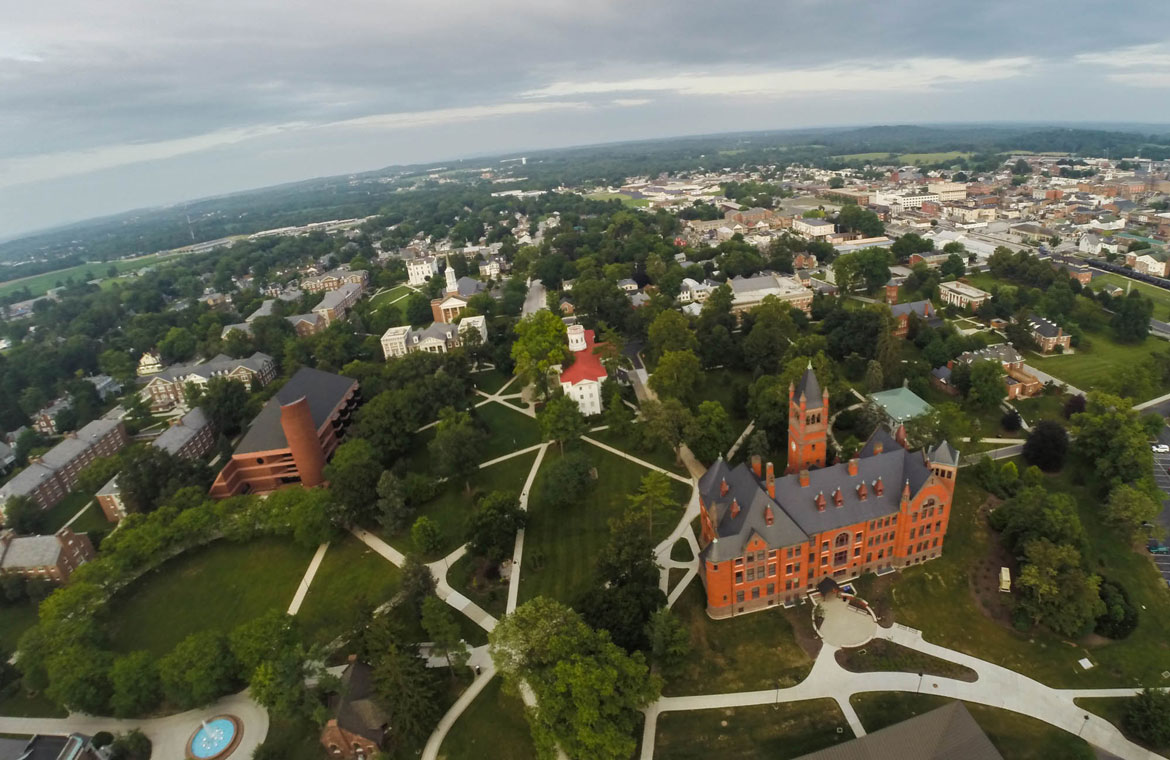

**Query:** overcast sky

left=3, top=0, right=1170, bottom=239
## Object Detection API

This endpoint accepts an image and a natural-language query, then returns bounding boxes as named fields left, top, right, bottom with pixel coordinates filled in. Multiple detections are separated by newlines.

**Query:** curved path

left=0, top=691, right=268, bottom=759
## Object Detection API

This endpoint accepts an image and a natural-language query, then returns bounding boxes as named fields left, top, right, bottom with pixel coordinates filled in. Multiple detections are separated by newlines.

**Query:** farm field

left=0, top=252, right=182, bottom=299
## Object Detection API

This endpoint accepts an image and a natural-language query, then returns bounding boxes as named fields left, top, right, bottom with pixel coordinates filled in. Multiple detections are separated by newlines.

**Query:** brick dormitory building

left=209, top=367, right=359, bottom=497
left=697, top=366, right=958, bottom=618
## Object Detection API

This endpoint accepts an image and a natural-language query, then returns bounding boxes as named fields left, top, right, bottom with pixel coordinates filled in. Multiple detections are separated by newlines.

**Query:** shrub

left=1095, top=579, right=1139, bottom=640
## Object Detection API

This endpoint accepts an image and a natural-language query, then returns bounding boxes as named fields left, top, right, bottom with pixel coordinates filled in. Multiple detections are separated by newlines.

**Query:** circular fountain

left=186, top=715, right=243, bottom=760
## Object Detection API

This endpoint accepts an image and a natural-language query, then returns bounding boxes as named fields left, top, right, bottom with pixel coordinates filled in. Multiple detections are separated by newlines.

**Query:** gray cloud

left=2, top=0, right=1170, bottom=237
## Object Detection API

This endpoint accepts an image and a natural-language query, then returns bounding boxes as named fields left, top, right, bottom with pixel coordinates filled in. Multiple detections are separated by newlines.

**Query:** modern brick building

left=889, top=300, right=940, bottom=338
left=209, top=367, right=359, bottom=498
left=697, top=366, right=958, bottom=618
left=1026, top=313, right=1072, bottom=353
left=300, top=268, right=369, bottom=293
left=0, top=418, right=129, bottom=517
left=139, top=352, right=276, bottom=412
left=313, top=282, right=364, bottom=325
left=0, top=527, right=95, bottom=583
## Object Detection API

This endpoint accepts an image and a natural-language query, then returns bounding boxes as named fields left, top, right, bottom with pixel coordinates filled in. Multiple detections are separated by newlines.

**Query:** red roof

left=560, top=329, right=608, bottom=385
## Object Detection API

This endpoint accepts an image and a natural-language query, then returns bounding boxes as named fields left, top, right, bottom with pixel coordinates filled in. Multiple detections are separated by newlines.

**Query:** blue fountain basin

left=189, top=718, right=237, bottom=759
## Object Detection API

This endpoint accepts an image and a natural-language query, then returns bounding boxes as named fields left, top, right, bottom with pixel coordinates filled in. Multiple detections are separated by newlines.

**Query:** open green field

left=476, top=402, right=541, bottom=460
left=39, top=491, right=96, bottom=533
left=0, top=690, right=67, bottom=719
left=1029, top=333, right=1166, bottom=399
left=383, top=451, right=537, bottom=560
left=295, top=536, right=400, bottom=645
left=851, top=693, right=1093, bottom=760
left=585, top=426, right=689, bottom=476
left=836, top=638, right=977, bottom=682
left=369, top=283, right=414, bottom=310
left=519, top=444, right=690, bottom=606
left=834, top=152, right=895, bottom=162
left=0, top=252, right=181, bottom=299
left=664, top=580, right=814, bottom=696
left=865, top=460, right=1170, bottom=688
left=654, top=699, right=852, bottom=759
left=106, top=538, right=314, bottom=656
left=1091, top=271, right=1170, bottom=316
left=585, top=191, right=651, bottom=208
left=0, top=601, right=37, bottom=652
left=1077, top=696, right=1169, bottom=756
left=446, top=551, right=508, bottom=619
left=439, top=677, right=538, bottom=760
left=471, top=368, right=514, bottom=395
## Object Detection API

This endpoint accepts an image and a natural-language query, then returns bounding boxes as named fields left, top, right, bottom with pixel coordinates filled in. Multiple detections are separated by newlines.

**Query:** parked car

left=1148, top=541, right=1169, bottom=555
left=1151, top=444, right=1170, bottom=454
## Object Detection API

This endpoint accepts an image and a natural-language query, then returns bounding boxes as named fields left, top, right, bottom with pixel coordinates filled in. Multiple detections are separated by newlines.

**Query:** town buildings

left=300, top=268, right=369, bottom=293
left=932, top=343, right=1042, bottom=399
left=380, top=315, right=487, bottom=359
left=792, top=217, right=835, bottom=239
left=406, top=256, right=439, bottom=286
left=0, top=418, right=129, bottom=516
left=209, top=367, right=359, bottom=498
left=559, top=323, right=608, bottom=416
left=697, top=366, right=958, bottom=617
left=139, top=352, right=276, bottom=412
left=96, top=407, right=216, bottom=522
left=431, top=267, right=488, bottom=323
left=727, top=273, right=813, bottom=315
left=0, top=527, right=95, bottom=583
left=313, top=281, right=364, bottom=325
left=1026, top=313, right=1072, bottom=353
left=889, top=300, right=940, bottom=338
left=938, top=280, right=991, bottom=310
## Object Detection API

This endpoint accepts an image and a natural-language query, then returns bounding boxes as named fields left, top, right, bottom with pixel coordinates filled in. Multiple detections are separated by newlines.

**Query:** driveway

left=521, top=278, right=546, bottom=317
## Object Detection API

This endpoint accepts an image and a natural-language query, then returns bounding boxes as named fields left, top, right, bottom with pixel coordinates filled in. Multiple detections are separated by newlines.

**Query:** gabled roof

left=1026, top=313, right=1063, bottom=338
left=329, top=661, right=387, bottom=743
left=560, top=329, right=607, bottom=385
left=890, top=300, right=932, bottom=319
left=793, top=702, right=1003, bottom=760
left=928, top=440, right=960, bottom=467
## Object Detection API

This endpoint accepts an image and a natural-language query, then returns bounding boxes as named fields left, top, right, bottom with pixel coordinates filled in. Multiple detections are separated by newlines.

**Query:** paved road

left=521, top=278, right=546, bottom=317
left=1151, top=429, right=1170, bottom=587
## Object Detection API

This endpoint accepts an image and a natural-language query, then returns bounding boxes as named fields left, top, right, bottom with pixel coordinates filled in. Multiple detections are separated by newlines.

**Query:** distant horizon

left=3, top=118, right=1169, bottom=247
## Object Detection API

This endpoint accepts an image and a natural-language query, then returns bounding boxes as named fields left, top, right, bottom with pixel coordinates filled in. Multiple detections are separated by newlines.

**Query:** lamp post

left=1078, top=714, right=1089, bottom=737
left=916, top=672, right=924, bottom=694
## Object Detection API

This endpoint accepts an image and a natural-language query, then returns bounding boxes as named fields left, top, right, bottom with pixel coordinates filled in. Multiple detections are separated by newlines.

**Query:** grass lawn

left=295, top=536, right=401, bottom=646
left=869, top=460, right=1170, bottom=688
left=1090, top=272, right=1170, bottom=317
left=472, top=368, right=514, bottom=395
left=445, top=551, right=508, bottom=620
left=39, top=491, right=95, bottom=533
left=519, top=445, right=690, bottom=606
left=68, top=501, right=114, bottom=539
left=370, top=283, right=414, bottom=310
left=0, top=690, right=68, bottom=719
left=897, top=151, right=973, bottom=164
left=1028, top=333, right=1167, bottom=400
left=654, top=699, right=852, bottom=759
left=851, top=693, right=1094, bottom=760
left=585, top=191, right=650, bottom=208
left=692, top=368, right=753, bottom=433
left=475, top=402, right=541, bottom=461
left=664, top=581, right=814, bottom=696
left=438, top=677, right=538, bottom=760
left=255, top=716, right=325, bottom=760
left=383, top=452, right=537, bottom=560
left=106, top=538, right=315, bottom=656
left=835, top=638, right=977, bottom=681
left=585, top=425, right=689, bottom=476
left=670, top=538, right=693, bottom=562
left=0, top=252, right=181, bottom=299
left=1011, top=393, right=1069, bottom=426
left=0, top=601, right=37, bottom=652
left=1076, top=696, right=1169, bottom=756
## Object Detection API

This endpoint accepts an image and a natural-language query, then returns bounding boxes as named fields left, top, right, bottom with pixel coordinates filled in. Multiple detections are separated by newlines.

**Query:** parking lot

left=1150, top=436, right=1170, bottom=586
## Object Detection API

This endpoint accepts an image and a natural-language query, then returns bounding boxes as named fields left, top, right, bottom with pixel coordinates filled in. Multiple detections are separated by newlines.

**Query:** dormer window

left=832, top=488, right=843, bottom=507
left=874, top=477, right=884, bottom=496
left=857, top=482, right=868, bottom=501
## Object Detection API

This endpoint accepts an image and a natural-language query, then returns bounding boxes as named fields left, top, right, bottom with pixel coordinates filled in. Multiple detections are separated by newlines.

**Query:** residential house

left=139, top=352, right=275, bottom=412
left=559, top=324, right=608, bottom=416
left=1131, top=250, right=1170, bottom=277
left=0, top=442, right=14, bottom=474
left=136, top=351, right=164, bottom=376
left=932, top=343, right=1042, bottom=399
left=1026, top=313, right=1072, bottom=353
left=938, top=280, right=991, bottom=310
left=313, top=282, right=363, bottom=325
left=617, top=278, right=640, bottom=293
left=31, top=397, right=72, bottom=435
left=320, top=658, right=387, bottom=758
left=0, top=418, right=129, bottom=516
left=209, top=367, right=359, bottom=498
left=0, top=528, right=95, bottom=584
left=84, top=374, right=122, bottom=400
left=678, top=278, right=715, bottom=304
left=380, top=315, right=487, bottom=359
left=698, top=366, right=958, bottom=617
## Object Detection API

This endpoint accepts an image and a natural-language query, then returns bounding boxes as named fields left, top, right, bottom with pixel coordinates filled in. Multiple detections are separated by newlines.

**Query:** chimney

left=766, top=462, right=775, bottom=499
left=875, top=477, right=884, bottom=496
left=815, top=491, right=826, bottom=512
left=857, top=482, right=868, bottom=501
left=764, top=505, right=774, bottom=526
left=730, top=498, right=740, bottom=518
left=848, top=457, right=858, bottom=476
left=799, top=469, right=810, bottom=488
left=833, top=487, right=843, bottom=507
left=874, top=441, right=884, bottom=455
left=280, top=396, right=327, bottom=488
left=751, top=455, right=762, bottom=478
left=720, top=478, right=729, bottom=497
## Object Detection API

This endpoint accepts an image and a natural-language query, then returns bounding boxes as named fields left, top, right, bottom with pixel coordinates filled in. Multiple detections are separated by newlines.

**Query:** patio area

left=815, top=594, right=877, bottom=648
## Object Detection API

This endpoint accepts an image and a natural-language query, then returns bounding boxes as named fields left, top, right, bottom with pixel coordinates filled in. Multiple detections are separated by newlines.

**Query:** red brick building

left=890, top=300, right=940, bottom=338
left=209, top=367, right=358, bottom=498
left=0, top=527, right=95, bottom=583
left=698, top=367, right=958, bottom=618
left=320, top=658, right=386, bottom=758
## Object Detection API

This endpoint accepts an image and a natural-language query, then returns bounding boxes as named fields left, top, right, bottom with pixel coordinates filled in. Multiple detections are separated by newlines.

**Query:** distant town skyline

left=3, top=0, right=1170, bottom=238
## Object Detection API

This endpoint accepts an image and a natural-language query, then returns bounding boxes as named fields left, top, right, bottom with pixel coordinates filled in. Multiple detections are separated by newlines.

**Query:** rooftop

left=794, top=702, right=1002, bottom=760
left=870, top=387, right=933, bottom=423
left=0, top=533, right=61, bottom=570
left=234, top=367, right=358, bottom=455
left=560, top=329, right=608, bottom=385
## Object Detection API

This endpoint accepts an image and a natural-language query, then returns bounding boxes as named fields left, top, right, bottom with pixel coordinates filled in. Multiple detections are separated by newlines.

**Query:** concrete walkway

left=506, top=443, right=550, bottom=614
left=286, top=541, right=330, bottom=615
left=581, top=435, right=691, bottom=484
left=0, top=691, right=268, bottom=760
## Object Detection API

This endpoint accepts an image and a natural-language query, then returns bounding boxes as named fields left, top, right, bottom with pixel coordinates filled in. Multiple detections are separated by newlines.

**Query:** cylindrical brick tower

left=280, top=396, right=326, bottom=487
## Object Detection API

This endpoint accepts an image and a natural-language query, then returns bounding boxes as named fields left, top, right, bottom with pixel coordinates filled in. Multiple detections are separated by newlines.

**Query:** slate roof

left=314, top=282, right=362, bottom=311
left=793, top=365, right=824, bottom=409
left=0, top=534, right=61, bottom=570
left=955, top=343, right=1022, bottom=366
left=700, top=425, right=939, bottom=563
left=329, top=661, right=387, bottom=744
left=1026, top=313, right=1062, bottom=339
left=0, top=462, right=57, bottom=501
left=793, top=702, right=1003, bottom=760
left=145, top=352, right=273, bottom=384
left=890, top=300, right=932, bottom=319
left=454, top=276, right=487, bottom=298
left=152, top=407, right=211, bottom=455
left=234, top=367, right=357, bottom=454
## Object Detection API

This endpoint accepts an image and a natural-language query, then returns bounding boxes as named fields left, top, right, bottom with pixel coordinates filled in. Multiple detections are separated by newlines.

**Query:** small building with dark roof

left=698, top=367, right=958, bottom=618
left=320, top=658, right=388, bottom=759
left=889, top=300, right=942, bottom=338
left=209, top=367, right=359, bottom=498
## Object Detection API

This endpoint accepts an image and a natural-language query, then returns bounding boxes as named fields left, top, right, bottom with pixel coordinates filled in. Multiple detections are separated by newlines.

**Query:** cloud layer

left=2, top=0, right=1169, bottom=237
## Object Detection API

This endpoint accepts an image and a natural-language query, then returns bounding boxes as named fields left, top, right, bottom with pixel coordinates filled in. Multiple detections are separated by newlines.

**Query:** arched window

left=834, top=532, right=850, bottom=548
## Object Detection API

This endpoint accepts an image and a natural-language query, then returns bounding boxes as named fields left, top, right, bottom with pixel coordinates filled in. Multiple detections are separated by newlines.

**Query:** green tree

left=1069, top=392, right=1152, bottom=486
left=640, top=399, right=694, bottom=459
left=410, top=516, right=442, bottom=554
left=405, top=293, right=433, bottom=326
left=249, top=646, right=316, bottom=718
left=374, top=470, right=413, bottom=533
left=537, top=392, right=587, bottom=452
left=429, top=407, right=487, bottom=490
left=1104, top=484, right=1161, bottom=541
left=1112, top=291, right=1153, bottom=342
left=511, top=310, right=568, bottom=400
left=686, top=401, right=735, bottom=464
left=628, top=470, right=676, bottom=539
left=45, top=644, right=113, bottom=715
left=465, top=490, right=525, bottom=564
left=98, top=349, right=136, bottom=383
left=965, top=359, right=1006, bottom=411
left=647, top=310, right=697, bottom=361
left=400, top=555, right=436, bottom=616
left=200, top=377, right=251, bottom=437
left=158, top=326, right=196, bottom=363
left=228, top=610, right=301, bottom=676
left=421, top=596, right=469, bottom=674
left=109, top=652, right=161, bottom=718
left=539, top=450, right=595, bottom=509
left=1022, top=420, right=1068, bottom=472
left=322, top=438, right=381, bottom=525
left=118, top=446, right=214, bottom=514
left=2, top=495, right=44, bottom=534
left=158, top=631, right=238, bottom=709
left=828, top=176, right=845, bottom=189
left=645, top=608, right=690, bottom=677
left=648, top=349, right=701, bottom=405
left=605, top=390, right=634, bottom=441
left=371, top=645, right=442, bottom=751
left=1016, top=539, right=1104, bottom=637
left=1123, top=688, right=1170, bottom=748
